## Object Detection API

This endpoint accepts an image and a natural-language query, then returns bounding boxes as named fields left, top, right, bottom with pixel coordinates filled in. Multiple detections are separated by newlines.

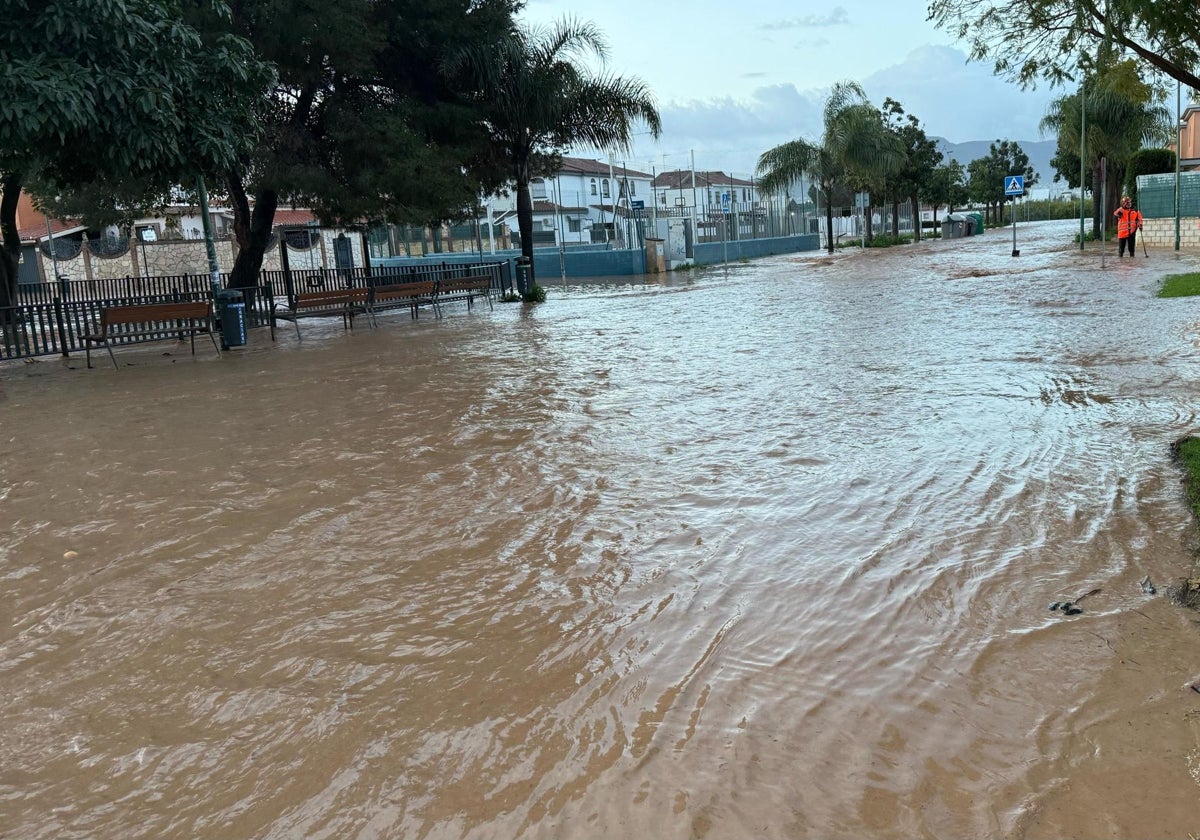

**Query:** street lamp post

left=1176, top=79, right=1182, bottom=252
left=1080, top=74, right=1087, bottom=250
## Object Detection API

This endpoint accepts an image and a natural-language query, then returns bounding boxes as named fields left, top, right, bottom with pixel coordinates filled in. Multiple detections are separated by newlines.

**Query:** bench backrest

left=439, top=276, right=491, bottom=293
left=292, top=289, right=362, bottom=310
left=101, top=302, right=211, bottom=328
left=371, top=281, right=436, bottom=301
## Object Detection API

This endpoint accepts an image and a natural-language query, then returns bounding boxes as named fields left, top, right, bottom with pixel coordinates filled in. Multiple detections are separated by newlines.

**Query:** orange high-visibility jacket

left=1114, top=206, right=1143, bottom=238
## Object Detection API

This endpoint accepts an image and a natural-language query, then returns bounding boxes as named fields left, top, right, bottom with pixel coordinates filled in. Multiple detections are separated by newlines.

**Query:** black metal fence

left=261, top=260, right=510, bottom=304
left=2, top=260, right=509, bottom=364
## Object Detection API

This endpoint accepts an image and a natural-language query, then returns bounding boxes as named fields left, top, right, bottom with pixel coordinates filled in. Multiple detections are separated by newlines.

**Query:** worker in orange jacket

left=1113, top=195, right=1143, bottom=257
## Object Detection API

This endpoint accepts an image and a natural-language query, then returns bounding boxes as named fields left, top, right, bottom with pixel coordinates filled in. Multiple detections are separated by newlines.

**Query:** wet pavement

left=4, top=220, right=1200, bottom=838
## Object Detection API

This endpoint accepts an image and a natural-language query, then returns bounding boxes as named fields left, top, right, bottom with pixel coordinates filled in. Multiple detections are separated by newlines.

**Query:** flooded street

left=5, top=219, right=1200, bottom=838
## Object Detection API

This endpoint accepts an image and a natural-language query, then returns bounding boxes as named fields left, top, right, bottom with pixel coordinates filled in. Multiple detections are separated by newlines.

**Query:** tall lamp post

left=1080, top=74, right=1086, bottom=250
left=1176, top=79, right=1183, bottom=252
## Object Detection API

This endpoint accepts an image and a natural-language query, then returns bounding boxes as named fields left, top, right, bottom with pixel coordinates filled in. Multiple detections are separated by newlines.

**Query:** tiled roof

left=273, top=209, right=319, bottom=226
left=653, top=169, right=756, bottom=189
left=557, top=156, right=653, bottom=179
left=18, top=219, right=85, bottom=244
left=532, top=200, right=590, bottom=213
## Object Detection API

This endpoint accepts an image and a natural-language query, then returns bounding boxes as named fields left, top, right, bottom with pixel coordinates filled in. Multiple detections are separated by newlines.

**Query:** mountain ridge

left=934, top=137, right=1060, bottom=192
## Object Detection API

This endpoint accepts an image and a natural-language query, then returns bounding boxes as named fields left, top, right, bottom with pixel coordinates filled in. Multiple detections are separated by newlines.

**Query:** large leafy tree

left=927, top=159, right=969, bottom=222
left=757, top=81, right=903, bottom=254
left=217, top=0, right=517, bottom=290
left=966, top=141, right=1036, bottom=223
left=880, top=99, right=943, bottom=240
left=451, top=18, right=662, bottom=290
left=1040, top=60, right=1169, bottom=235
left=928, top=0, right=1200, bottom=91
left=0, top=0, right=269, bottom=310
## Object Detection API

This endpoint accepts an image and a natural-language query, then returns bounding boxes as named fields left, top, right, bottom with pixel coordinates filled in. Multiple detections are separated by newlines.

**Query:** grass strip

left=1157, top=272, right=1200, bottom=298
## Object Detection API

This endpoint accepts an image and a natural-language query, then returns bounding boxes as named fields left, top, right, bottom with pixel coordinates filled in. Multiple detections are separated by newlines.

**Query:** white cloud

left=763, top=8, right=850, bottom=28
left=576, top=45, right=1062, bottom=179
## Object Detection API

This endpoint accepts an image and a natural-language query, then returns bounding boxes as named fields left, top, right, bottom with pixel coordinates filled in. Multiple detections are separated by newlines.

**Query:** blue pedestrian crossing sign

left=1004, top=175, right=1025, bottom=196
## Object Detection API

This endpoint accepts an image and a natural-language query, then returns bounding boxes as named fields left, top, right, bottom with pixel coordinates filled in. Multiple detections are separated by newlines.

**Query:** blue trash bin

left=215, top=289, right=247, bottom=348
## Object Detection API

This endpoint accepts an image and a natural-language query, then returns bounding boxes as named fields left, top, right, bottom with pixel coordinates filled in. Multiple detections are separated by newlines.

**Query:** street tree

left=966, top=141, right=1037, bottom=223
left=758, top=81, right=903, bottom=254
left=0, top=0, right=269, bottom=310
left=928, top=0, right=1200, bottom=91
left=880, top=99, right=943, bottom=241
left=216, top=0, right=518, bottom=290
left=451, top=17, right=662, bottom=291
left=1040, top=60, right=1169, bottom=235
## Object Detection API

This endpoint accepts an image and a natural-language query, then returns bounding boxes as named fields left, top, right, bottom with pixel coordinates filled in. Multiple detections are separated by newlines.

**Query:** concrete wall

left=694, top=234, right=821, bottom=264
left=1142, top=217, right=1200, bottom=248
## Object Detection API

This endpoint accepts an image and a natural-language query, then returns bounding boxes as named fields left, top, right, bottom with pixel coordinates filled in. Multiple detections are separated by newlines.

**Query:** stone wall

left=1142, top=217, right=1200, bottom=248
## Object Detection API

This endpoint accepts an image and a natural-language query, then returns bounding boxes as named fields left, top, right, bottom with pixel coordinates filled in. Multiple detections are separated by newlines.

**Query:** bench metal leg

left=105, top=343, right=118, bottom=369
left=207, top=329, right=222, bottom=358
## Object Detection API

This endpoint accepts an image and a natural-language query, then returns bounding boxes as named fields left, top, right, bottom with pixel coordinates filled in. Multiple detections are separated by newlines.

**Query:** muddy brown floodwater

left=4, top=220, right=1200, bottom=839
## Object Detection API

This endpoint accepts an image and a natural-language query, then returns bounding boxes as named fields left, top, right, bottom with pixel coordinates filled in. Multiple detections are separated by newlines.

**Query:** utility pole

left=1176, top=78, right=1182, bottom=251
left=1080, top=73, right=1086, bottom=250
left=197, top=177, right=222, bottom=296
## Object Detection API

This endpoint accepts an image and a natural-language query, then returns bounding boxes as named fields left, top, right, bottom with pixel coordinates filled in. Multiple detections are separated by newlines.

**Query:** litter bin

left=968, top=212, right=984, bottom=235
left=515, top=256, right=532, bottom=295
left=941, top=217, right=966, bottom=239
left=215, top=289, right=246, bottom=348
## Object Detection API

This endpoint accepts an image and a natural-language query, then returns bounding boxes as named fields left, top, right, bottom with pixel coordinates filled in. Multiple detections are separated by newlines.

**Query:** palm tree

left=1041, top=60, right=1170, bottom=237
left=452, top=18, right=661, bottom=291
left=757, top=81, right=902, bottom=254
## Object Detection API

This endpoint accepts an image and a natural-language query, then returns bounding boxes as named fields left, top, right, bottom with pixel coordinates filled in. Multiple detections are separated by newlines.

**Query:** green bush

left=522, top=284, right=547, bottom=304
left=500, top=291, right=522, bottom=303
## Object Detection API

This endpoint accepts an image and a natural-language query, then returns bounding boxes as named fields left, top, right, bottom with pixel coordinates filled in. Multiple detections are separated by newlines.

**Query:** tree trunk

left=824, top=190, right=835, bottom=254
left=0, top=172, right=22, bottom=350
left=864, top=204, right=874, bottom=244
left=891, top=201, right=900, bottom=238
left=515, top=169, right=535, bottom=291
left=910, top=195, right=921, bottom=242
left=228, top=174, right=278, bottom=291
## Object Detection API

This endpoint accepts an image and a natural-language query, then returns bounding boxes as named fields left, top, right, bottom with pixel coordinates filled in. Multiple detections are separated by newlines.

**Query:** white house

left=487, top=156, right=655, bottom=248
left=651, top=170, right=760, bottom=212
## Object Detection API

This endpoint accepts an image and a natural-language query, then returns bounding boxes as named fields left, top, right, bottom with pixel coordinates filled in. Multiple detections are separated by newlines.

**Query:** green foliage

left=450, top=16, right=662, bottom=279
left=928, top=0, right=1200, bottom=92
left=880, top=99, right=942, bottom=238
left=1040, top=61, right=1172, bottom=235
left=1171, top=437, right=1200, bottom=523
left=500, top=291, right=523, bottom=303
left=522, top=284, right=547, bottom=304
left=0, top=0, right=271, bottom=307
left=1125, top=148, right=1176, bottom=202
left=865, top=233, right=913, bottom=248
left=757, top=81, right=903, bottom=254
left=1158, top=273, right=1200, bottom=298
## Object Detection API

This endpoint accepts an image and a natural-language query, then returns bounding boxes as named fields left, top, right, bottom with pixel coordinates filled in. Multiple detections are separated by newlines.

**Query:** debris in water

left=1139, top=575, right=1157, bottom=595
left=1049, top=602, right=1062, bottom=611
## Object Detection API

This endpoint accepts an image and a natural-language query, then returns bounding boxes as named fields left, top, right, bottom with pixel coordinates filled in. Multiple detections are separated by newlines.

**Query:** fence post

left=53, top=297, right=70, bottom=357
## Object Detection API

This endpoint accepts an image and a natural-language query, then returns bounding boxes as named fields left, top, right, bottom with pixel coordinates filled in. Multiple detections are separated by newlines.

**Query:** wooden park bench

left=270, top=287, right=369, bottom=341
left=82, top=301, right=220, bottom=369
left=365, top=281, right=440, bottom=324
left=437, top=275, right=494, bottom=311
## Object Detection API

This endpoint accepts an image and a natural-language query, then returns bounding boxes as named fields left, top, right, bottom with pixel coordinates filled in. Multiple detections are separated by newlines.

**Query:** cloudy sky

left=520, top=0, right=1066, bottom=178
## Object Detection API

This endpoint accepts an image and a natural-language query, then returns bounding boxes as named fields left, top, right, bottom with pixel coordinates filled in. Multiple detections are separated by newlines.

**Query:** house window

left=532, top=179, right=547, bottom=199
left=590, top=178, right=597, bottom=196
left=568, top=218, right=581, bottom=233
left=602, top=179, right=610, bottom=197
left=630, top=181, right=637, bottom=196
left=743, top=189, right=749, bottom=201
left=658, top=193, right=667, bottom=205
